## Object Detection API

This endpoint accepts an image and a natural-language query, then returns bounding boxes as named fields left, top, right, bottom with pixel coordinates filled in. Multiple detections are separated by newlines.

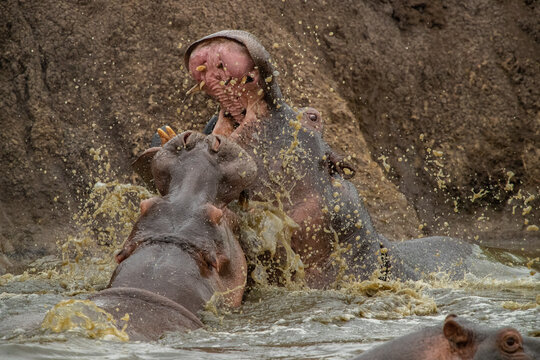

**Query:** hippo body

left=139, top=30, right=473, bottom=288
left=203, top=94, right=470, bottom=285
left=90, top=287, right=203, bottom=341
left=354, top=314, right=540, bottom=360
left=91, top=132, right=256, bottom=340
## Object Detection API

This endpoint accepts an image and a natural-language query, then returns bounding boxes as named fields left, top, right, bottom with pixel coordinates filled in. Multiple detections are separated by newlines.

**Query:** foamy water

left=0, top=178, right=538, bottom=359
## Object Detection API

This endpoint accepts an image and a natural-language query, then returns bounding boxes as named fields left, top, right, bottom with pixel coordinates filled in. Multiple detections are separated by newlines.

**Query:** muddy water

left=0, top=181, right=538, bottom=359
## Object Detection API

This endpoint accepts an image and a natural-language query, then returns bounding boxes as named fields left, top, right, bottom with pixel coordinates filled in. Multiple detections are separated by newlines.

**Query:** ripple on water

left=0, top=263, right=538, bottom=359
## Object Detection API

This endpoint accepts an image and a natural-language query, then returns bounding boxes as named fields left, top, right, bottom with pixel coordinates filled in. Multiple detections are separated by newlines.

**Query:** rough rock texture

left=1, top=0, right=538, bottom=274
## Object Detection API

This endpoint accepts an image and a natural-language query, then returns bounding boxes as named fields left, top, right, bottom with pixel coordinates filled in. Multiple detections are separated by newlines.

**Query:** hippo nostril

left=211, top=136, right=222, bottom=152
left=241, top=109, right=247, bottom=116
left=233, top=122, right=240, bottom=129
left=245, top=75, right=254, bottom=83
left=182, top=131, right=192, bottom=146
left=309, top=113, right=318, bottom=121
left=217, top=62, right=224, bottom=69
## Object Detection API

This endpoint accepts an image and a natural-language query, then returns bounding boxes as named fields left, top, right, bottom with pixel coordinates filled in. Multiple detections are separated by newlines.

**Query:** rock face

left=1, top=0, right=538, bottom=273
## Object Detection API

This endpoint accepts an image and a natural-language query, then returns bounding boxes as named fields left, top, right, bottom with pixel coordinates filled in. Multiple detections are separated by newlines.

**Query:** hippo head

left=117, top=132, right=255, bottom=299
left=149, top=131, right=257, bottom=205
left=443, top=314, right=539, bottom=360
left=184, top=30, right=283, bottom=137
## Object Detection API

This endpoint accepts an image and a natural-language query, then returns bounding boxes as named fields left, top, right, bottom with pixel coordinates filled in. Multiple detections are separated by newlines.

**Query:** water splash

left=41, top=299, right=129, bottom=341
left=230, top=201, right=305, bottom=289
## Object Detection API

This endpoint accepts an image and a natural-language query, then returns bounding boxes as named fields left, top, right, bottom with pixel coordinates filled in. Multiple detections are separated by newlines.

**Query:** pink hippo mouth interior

left=187, top=39, right=265, bottom=136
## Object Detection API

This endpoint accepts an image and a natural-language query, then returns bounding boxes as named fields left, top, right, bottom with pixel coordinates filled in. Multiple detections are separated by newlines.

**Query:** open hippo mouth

left=187, top=39, right=264, bottom=135
left=184, top=30, right=285, bottom=138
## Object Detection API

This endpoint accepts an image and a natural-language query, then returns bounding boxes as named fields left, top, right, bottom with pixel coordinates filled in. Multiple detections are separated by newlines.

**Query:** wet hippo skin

left=146, top=30, right=473, bottom=288
left=354, top=314, right=540, bottom=360
left=91, top=131, right=256, bottom=340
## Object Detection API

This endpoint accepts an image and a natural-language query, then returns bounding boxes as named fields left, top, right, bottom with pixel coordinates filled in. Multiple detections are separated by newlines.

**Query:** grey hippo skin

left=354, top=314, right=540, bottom=360
left=145, top=30, right=472, bottom=288
left=90, top=131, right=256, bottom=341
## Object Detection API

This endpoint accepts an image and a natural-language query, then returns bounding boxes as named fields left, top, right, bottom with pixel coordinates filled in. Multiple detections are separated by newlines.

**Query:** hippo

left=90, top=131, right=256, bottom=340
left=146, top=30, right=472, bottom=288
left=354, top=314, right=540, bottom=360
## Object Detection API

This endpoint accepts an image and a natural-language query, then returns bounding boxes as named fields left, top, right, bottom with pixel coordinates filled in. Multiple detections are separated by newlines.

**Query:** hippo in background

left=90, top=131, right=257, bottom=341
left=354, top=314, right=540, bottom=360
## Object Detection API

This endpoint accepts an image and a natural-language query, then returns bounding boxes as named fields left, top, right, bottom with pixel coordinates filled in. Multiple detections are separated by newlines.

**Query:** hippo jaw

left=186, top=33, right=280, bottom=138
left=187, top=39, right=268, bottom=137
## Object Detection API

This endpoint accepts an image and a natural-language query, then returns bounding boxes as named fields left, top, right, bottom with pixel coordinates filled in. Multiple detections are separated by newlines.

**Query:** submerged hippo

left=90, top=131, right=256, bottom=340
left=145, top=30, right=472, bottom=288
left=354, top=314, right=540, bottom=360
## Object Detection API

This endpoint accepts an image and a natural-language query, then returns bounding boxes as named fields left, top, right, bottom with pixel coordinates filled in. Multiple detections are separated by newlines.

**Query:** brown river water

left=0, top=181, right=538, bottom=360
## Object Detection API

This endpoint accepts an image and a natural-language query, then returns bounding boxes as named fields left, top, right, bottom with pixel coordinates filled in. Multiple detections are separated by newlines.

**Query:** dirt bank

left=1, top=0, right=538, bottom=273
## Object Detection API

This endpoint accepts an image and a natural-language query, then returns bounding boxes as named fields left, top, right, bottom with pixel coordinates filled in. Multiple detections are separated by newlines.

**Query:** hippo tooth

left=157, top=128, right=169, bottom=145
left=165, top=126, right=176, bottom=138
left=186, top=83, right=201, bottom=95
left=195, top=65, right=207, bottom=72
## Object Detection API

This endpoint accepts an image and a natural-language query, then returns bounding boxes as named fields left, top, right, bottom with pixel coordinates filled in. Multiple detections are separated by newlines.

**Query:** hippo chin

left=90, top=131, right=256, bottom=341
left=354, top=314, right=540, bottom=360
left=177, top=30, right=475, bottom=288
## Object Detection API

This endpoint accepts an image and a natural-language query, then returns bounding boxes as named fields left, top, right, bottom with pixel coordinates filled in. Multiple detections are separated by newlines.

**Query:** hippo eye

left=309, top=113, right=318, bottom=121
left=501, top=332, right=522, bottom=354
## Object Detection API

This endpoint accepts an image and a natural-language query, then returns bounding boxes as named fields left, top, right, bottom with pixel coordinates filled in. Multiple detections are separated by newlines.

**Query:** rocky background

left=1, top=0, right=538, bottom=274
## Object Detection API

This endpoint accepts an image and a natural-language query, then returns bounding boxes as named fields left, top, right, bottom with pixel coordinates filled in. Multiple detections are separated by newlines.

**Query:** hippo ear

left=132, top=147, right=161, bottom=190
left=140, top=197, right=161, bottom=215
left=205, top=204, right=223, bottom=224
left=443, top=316, right=470, bottom=347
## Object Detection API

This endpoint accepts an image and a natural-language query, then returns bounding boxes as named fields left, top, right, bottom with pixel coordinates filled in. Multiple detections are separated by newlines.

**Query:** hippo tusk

left=165, top=126, right=176, bottom=138
left=186, top=81, right=205, bottom=96
left=157, top=126, right=177, bottom=145
left=186, top=83, right=200, bottom=96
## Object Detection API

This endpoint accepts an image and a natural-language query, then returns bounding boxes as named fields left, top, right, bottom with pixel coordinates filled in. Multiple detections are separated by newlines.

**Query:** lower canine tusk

left=186, top=83, right=201, bottom=96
